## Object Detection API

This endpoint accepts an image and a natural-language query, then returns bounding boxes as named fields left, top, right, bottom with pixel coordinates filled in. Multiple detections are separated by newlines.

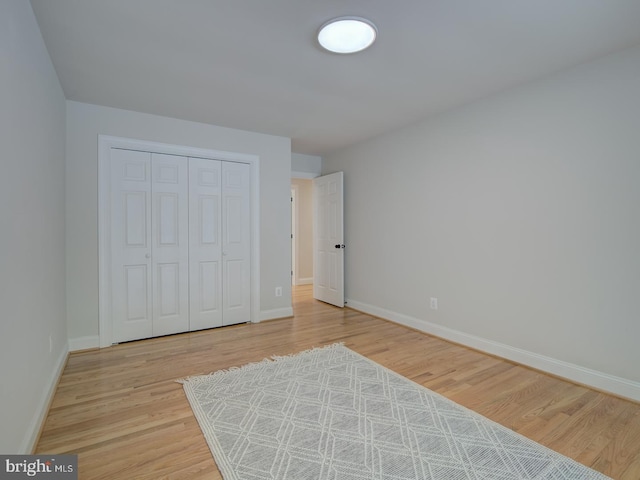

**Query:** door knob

left=145, top=253, right=151, bottom=259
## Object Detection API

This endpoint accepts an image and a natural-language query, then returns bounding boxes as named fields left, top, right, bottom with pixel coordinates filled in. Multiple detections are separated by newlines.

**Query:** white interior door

left=189, top=158, right=223, bottom=330
left=313, top=172, right=344, bottom=307
left=150, top=154, right=189, bottom=337
left=222, top=161, right=251, bottom=325
left=110, top=149, right=153, bottom=342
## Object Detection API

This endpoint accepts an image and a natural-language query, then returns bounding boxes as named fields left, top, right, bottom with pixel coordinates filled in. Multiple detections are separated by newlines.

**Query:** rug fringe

left=270, top=342, right=345, bottom=361
left=176, top=356, right=274, bottom=385
left=176, top=342, right=345, bottom=385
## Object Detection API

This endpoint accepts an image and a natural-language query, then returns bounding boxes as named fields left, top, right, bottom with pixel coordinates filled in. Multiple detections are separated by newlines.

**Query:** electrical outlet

left=275, top=286, right=283, bottom=297
left=430, top=297, right=438, bottom=310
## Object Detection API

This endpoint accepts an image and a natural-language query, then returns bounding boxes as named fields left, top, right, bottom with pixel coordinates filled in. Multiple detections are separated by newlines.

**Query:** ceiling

left=30, top=1, right=640, bottom=156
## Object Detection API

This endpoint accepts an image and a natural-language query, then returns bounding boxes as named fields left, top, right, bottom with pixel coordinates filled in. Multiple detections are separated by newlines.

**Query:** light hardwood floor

left=36, top=285, right=640, bottom=479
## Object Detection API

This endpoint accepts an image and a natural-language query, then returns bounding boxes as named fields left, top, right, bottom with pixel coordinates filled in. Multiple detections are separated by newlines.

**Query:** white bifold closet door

left=189, top=158, right=251, bottom=330
left=110, top=149, right=250, bottom=343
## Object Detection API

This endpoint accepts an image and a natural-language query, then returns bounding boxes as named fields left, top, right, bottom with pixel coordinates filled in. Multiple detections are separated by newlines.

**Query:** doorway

left=290, top=178, right=314, bottom=290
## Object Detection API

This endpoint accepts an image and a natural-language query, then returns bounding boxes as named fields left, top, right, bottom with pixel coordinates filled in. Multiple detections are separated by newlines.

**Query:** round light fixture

left=318, top=16, right=377, bottom=54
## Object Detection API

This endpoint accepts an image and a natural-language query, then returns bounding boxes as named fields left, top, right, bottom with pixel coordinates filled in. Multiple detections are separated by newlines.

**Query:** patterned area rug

left=179, top=343, right=610, bottom=479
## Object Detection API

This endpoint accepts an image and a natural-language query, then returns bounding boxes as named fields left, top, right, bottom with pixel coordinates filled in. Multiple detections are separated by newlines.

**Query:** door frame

left=290, top=185, right=297, bottom=286
left=98, top=135, right=261, bottom=347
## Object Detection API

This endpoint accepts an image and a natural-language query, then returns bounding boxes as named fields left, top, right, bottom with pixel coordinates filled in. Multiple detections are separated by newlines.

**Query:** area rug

left=179, top=343, right=610, bottom=480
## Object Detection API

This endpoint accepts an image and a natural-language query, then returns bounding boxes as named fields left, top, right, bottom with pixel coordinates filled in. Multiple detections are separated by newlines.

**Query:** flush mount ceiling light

left=318, top=16, right=377, bottom=54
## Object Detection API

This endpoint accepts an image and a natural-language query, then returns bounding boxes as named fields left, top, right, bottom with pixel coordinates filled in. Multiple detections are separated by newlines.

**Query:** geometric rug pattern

left=179, top=343, right=611, bottom=479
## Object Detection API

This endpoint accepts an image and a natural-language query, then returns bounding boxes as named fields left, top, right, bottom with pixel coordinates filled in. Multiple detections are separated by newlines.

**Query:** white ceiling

left=30, top=0, right=640, bottom=156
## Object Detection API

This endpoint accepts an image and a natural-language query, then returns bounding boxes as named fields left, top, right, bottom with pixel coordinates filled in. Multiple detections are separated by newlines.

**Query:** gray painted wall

left=324, top=45, right=640, bottom=388
left=0, top=0, right=68, bottom=452
left=66, top=101, right=293, bottom=342
left=292, top=153, right=322, bottom=176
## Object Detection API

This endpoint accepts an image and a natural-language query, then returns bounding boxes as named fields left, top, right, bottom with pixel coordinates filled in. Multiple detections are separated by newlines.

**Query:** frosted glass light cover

left=318, top=17, right=377, bottom=54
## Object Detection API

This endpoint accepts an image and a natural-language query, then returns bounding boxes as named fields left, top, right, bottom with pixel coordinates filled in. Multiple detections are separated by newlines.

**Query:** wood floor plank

left=36, top=285, right=640, bottom=479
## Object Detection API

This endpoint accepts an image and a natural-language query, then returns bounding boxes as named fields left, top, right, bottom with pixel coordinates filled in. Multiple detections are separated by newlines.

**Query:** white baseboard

left=259, top=307, right=294, bottom=322
left=68, top=335, right=100, bottom=351
left=296, top=278, right=313, bottom=285
left=346, top=298, right=640, bottom=402
left=21, top=343, right=69, bottom=453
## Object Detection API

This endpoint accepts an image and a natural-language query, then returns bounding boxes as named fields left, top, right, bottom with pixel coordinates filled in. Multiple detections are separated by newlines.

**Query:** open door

left=313, top=172, right=344, bottom=307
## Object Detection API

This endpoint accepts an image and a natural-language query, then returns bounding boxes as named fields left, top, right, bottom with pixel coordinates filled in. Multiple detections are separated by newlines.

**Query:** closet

left=108, top=148, right=251, bottom=343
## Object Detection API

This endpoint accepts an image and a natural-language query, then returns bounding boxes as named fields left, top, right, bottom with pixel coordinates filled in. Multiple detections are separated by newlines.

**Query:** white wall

left=0, top=1, right=68, bottom=452
left=66, top=101, right=293, bottom=345
left=292, top=153, right=322, bottom=178
left=323, top=45, right=640, bottom=399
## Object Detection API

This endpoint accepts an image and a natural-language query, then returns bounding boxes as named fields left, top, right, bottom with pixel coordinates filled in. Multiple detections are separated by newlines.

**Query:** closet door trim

left=98, top=135, right=260, bottom=347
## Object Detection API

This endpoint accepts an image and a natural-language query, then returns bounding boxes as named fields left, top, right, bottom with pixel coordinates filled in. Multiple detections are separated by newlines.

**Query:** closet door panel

left=198, top=261, right=219, bottom=312
left=189, top=158, right=223, bottom=330
left=110, top=149, right=153, bottom=342
left=222, top=161, right=251, bottom=325
left=151, top=154, right=189, bottom=337
left=123, top=265, right=149, bottom=321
